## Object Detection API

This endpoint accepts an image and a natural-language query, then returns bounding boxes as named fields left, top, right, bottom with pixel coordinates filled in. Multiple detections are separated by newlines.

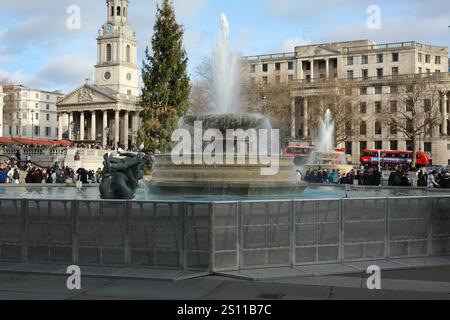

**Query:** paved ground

left=1, top=266, right=450, bottom=300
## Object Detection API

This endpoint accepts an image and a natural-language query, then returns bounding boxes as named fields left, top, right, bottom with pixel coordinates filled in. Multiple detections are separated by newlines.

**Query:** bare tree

left=381, top=80, right=442, bottom=168
left=189, top=80, right=213, bottom=114
left=308, top=79, right=362, bottom=146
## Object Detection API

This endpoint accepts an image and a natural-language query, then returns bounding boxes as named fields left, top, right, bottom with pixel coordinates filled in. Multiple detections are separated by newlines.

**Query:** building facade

left=2, top=85, right=64, bottom=140
left=57, top=0, right=141, bottom=150
left=243, top=40, right=450, bottom=166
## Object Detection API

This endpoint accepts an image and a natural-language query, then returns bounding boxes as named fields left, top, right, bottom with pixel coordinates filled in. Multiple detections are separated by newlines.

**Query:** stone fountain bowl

left=149, top=113, right=307, bottom=196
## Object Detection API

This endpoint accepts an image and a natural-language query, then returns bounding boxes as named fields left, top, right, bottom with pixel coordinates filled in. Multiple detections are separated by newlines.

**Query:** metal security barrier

left=1, top=196, right=450, bottom=273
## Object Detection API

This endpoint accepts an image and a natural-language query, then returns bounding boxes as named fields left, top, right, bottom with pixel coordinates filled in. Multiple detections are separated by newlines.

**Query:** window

left=375, top=86, right=382, bottom=94
left=360, top=141, right=367, bottom=152
left=35, top=93, right=39, bottom=99
left=360, top=87, right=367, bottom=95
left=375, top=121, right=382, bottom=135
left=111, top=5, right=114, bottom=16
left=106, top=44, right=112, bottom=62
left=117, top=6, right=121, bottom=16
left=426, top=68, right=431, bottom=73
left=376, top=68, right=384, bottom=78
left=250, top=64, right=255, bottom=73
left=318, top=61, right=326, bottom=69
left=46, top=114, right=50, bottom=121
left=345, top=142, right=352, bottom=155
left=35, top=113, right=39, bottom=120
left=424, top=99, right=432, bottom=112
left=392, top=52, right=399, bottom=62
left=392, top=67, right=399, bottom=76
left=275, top=75, right=281, bottom=83
left=35, top=103, right=38, bottom=108
left=362, top=55, right=368, bottom=64
left=47, top=95, right=50, bottom=100
left=447, top=144, right=450, bottom=151
left=347, top=70, right=354, bottom=79
left=418, top=67, right=422, bottom=73
left=360, top=121, right=367, bottom=135
left=34, top=126, right=40, bottom=136
left=288, top=61, right=294, bottom=70
left=375, top=141, right=383, bottom=150
left=262, top=64, right=268, bottom=72
left=424, top=142, right=432, bottom=152
left=46, top=104, right=50, bottom=110
left=418, top=53, right=422, bottom=62
left=347, top=56, right=354, bottom=66
left=390, top=141, right=398, bottom=150
left=126, top=45, right=131, bottom=63
left=362, top=69, right=368, bottom=79
left=45, top=127, right=51, bottom=136
left=406, top=99, right=414, bottom=112
left=390, top=123, right=398, bottom=135
left=425, top=55, right=431, bottom=63
left=127, top=89, right=132, bottom=95
left=345, top=122, right=352, bottom=136
left=435, top=56, right=441, bottom=64
left=376, top=54, right=383, bottom=63
left=360, top=102, right=367, bottom=113
left=390, top=100, right=398, bottom=113
left=375, top=101, right=382, bottom=113
left=275, top=63, right=281, bottom=71
left=262, top=76, right=268, bottom=85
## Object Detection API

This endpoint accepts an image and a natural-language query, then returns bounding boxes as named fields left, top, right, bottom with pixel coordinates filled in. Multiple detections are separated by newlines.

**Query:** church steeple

left=95, top=0, right=138, bottom=96
left=107, top=0, right=129, bottom=25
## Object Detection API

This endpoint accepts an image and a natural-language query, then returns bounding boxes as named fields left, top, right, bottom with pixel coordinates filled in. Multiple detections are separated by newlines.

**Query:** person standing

left=427, top=170, right=440, bottom=188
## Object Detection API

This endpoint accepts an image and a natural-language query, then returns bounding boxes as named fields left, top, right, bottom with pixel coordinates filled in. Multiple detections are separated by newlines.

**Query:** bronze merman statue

left=99, top=151, right=149, bottom=199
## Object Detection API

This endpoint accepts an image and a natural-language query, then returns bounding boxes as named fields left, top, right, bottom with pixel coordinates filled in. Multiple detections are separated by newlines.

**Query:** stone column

left=91, top=111, right=96, bottom=141
left=114, top=110, right=120, bottom=148
left=310, top=59, right=314, bottom=82
left=443, top=93, right=448, bottom=135
left=69, top=112, right=74, bottom=140
left=131, top=112, right=139, bottom=146
left=102, top=110, right=108, bottom=148
left=124, top=111, right=129, bottom=150
left=291, top=98, right=296, bottom=138
left=325, top=59, right=330, bottom=79
left=298, top=60, right=303, bottom=80
left=304, top=97, right=309, bottom=137
left=80, top=111, right=85, bottom=141
left=58, top=113, right=63, bottom=140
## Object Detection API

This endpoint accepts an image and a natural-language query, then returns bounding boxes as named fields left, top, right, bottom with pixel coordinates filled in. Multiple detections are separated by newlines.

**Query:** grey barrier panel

left=0, top=199, right=22, bottom=261
left=343, top=198, right=386, bottom=261
left=294, top=200, right=340, bottom=265
left=389, top=197, right=429, bottom=258
left=212, top=203, right=238, bottom=271
left=26, top=200, right=73, bottom=263
left=185, top=203, right=211, bottom=271
left=431, top=197, right=450, bottom=255
left=130, top=202, right=182, bottom=269
left=240, top=201, right=291, bottom=269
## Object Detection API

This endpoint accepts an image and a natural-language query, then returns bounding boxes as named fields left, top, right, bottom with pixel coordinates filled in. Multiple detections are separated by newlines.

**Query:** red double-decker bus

left=284, top=146, right=316, bottom=166
left=360, top=149, right=430, bottom=168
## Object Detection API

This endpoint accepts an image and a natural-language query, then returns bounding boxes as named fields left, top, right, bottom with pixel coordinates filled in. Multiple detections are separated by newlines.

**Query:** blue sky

left=0, top=0, right=449, bottom=93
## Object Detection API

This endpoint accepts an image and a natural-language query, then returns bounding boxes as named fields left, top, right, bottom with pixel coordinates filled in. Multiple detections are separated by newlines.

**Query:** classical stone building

left=2, top=85, right=64, bottom=140
left=242, top=40, right=450, bottom=166
left=57, top=0, right=141, bottom=150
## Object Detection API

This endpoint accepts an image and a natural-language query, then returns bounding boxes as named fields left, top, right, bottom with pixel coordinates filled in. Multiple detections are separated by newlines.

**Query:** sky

left=0, top=0, right=449, bottom=93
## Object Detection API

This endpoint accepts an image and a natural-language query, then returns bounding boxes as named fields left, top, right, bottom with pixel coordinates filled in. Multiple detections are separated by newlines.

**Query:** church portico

left=57, top=0, right=140, bottom=150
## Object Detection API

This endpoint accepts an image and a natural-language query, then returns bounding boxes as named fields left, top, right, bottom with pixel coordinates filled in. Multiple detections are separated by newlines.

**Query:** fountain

left=301, top=109, right=354, bottom=175
left=149, top=14, right=306, bottom=196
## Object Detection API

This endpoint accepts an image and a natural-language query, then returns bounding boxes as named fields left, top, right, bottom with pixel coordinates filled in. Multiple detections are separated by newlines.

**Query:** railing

left=1, top=195, right=450, bottom=272
left=343, top=41, right=447, bottom=53
left=243, top=52, right=296, bottom=62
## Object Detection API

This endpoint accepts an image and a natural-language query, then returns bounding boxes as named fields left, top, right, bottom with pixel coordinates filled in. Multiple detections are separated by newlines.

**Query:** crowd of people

left=303, top=168, right=383, bottom=186
left=0, top=156, right=103, bottom=185
left=303, top=166, right=450, bottom=189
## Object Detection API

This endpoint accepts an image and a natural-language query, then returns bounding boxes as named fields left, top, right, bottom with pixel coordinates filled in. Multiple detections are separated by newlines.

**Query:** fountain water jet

left=149, top=14, right=306, bottom=196
left=302, top=109, right=354, bottom=176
